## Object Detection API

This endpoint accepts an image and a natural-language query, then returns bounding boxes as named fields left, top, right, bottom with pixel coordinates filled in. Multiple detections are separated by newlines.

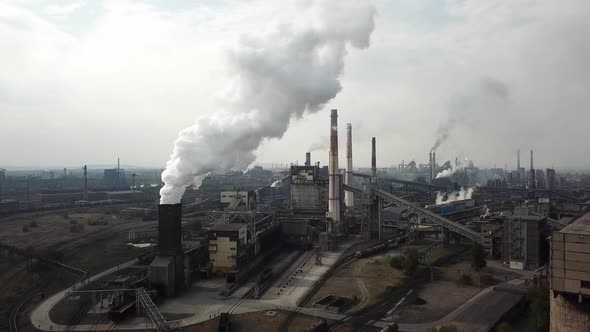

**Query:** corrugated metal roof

left=560, top=212, right=590, bottom=235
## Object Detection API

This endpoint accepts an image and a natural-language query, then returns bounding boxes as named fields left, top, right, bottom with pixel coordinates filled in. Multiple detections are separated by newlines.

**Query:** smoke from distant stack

left=159, top=1, right=376, bottom=204
left=429, top=77, right=510, bottom=158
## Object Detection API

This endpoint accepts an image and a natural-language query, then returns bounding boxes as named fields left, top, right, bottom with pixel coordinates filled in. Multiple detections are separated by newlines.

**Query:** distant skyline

left=1, top=0, right=590, bottom=170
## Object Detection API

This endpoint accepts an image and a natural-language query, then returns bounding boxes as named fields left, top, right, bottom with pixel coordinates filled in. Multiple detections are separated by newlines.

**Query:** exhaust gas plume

left=436, top=158, right=474, bottom=179
left=308, top=136, right=329, bottom=153
left=431, top=77, right=509, bottom=153
left=435, top=187, right=475, bottom=205
left=160, top=0, right=376, bottom=204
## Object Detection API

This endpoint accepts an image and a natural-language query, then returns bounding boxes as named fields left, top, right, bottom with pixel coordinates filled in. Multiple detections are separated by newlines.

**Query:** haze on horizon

left=1, top=0, right=589, bottom=171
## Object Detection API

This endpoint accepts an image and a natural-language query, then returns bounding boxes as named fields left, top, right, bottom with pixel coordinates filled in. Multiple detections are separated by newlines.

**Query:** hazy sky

left=1, top=0, right=589, bottom=170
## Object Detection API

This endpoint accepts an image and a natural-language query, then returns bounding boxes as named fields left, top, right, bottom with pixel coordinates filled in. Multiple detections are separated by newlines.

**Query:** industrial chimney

left=431, top=151, right=436, bottom=180
left=328, top=109, right=341, bottom=226
left=83, top=165, right=88, bottom=200
left=345, top=123, right=354, bottom=209
left=305, top=152, right=311, bottom=167
left=151, top=203, right=185, bottom=296
left=516, top=149, right=520, bottom=186
left=429, top=152, right=433, bottom=182
left=371, top=137, right=376, bottom=177
left=529, top=149, right=536, bottom=189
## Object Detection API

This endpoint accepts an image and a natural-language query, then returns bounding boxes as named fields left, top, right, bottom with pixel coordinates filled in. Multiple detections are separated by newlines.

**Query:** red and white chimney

left=328, top=109, right=341, bottom=224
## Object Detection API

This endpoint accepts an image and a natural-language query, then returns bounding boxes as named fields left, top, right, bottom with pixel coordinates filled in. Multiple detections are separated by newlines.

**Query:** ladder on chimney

left=136, top=288, right=180, bottom=331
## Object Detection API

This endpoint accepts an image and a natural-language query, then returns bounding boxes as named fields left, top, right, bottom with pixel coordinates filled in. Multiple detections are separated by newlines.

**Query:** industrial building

left=17, top=107, right=590, bottom=332
left=550, top=212, right=590, bottom=331
left=208, top=223, right=248, bottom=274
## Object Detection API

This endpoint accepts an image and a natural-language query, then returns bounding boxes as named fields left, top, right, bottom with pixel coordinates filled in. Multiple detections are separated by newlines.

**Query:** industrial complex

left=0, top=109, right=588, bottom=332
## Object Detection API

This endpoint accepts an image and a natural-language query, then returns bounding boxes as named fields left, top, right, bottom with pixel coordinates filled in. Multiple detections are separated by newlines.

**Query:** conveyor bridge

left=373, top=189, right=481, bottom=243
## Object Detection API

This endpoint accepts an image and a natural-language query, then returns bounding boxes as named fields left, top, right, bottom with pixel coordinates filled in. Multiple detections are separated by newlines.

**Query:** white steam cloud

left=431, top=77, right=510, bottom=153
left=435, top=187, right=475, bottom=205
left=436, top=158, right=474, bottom=179
left=160, top=0, right=376, bottom=204
left=307, top=136, right=329, bottom=153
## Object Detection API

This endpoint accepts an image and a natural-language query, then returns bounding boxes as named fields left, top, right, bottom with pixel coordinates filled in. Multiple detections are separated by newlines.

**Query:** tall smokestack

left=328, top=109, right=341, bottom=225
left=371, top=137, right=376, bottom=177
left=83, top=165, right=88, bottom=200
left=305, top=152, right=311, bottom=167
left=345, top=123, right=354, bottom=209
left=157, top=203, right=184, bottom=295
left=429, top=152, right=433, bottom=181
left=516, top=149, right=520, bottom=186
left=530, top=149, right=536, bottom=189
left=432, top=151, right=436, bottom=180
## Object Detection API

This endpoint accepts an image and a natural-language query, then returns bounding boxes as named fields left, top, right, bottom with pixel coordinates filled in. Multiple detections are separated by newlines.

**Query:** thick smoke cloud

left=160, top=0, right=376, bottom=204
left=431, top=77, right=510, bottom=152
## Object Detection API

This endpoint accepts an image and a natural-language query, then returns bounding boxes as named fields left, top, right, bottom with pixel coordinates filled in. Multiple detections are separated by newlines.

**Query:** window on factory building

left=581, top=280, right=590, bottom=288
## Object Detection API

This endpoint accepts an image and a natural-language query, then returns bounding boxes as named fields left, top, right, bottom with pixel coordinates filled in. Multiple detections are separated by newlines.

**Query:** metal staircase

left=136, top=288, right=180, bottom=331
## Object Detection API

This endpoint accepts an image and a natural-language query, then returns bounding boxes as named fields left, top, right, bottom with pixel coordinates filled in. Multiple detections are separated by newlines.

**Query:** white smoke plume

left=160, top=1, right=376, bottom=204
left=436, top=158, right=474, bottom=179
left=308, top=136, right=329, bottom=153
left=431, top=77, right=510, bottom=153
left=435, top=187, right=475, bottom=205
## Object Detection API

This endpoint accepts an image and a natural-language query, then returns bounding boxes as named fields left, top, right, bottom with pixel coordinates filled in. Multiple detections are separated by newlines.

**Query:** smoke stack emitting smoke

left=430, top=77, right=510, bottom=154
left=160, top=1, right=376, bottom=204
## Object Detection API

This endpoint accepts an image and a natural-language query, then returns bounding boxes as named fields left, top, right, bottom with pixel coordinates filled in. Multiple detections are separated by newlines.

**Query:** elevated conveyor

left=373, top=189, right=481, bottom=243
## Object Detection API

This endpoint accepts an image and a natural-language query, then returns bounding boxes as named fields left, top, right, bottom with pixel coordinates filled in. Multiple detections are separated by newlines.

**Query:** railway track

left=9, top=280, right=50, bottom=332
left=279, top=236, right=406, bottom=331
left=329, top=281, right=416, bottom=331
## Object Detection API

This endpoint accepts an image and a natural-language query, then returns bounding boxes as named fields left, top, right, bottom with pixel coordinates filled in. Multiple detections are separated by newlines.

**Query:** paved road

left=30, top=259, right=138, bottom=331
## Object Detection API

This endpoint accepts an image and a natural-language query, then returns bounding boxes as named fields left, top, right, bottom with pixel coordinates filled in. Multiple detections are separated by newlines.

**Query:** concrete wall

left=148, top=256, right=175, bottom=297
left=551, top=232, right=590, bottom=295
left=550, top=291, right=590, bottom=332
left=209, top=237, right=238, bottom=273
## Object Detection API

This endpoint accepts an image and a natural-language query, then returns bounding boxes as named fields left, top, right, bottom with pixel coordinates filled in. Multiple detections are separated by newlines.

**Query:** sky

left=1, top=0, right=589, bottom=171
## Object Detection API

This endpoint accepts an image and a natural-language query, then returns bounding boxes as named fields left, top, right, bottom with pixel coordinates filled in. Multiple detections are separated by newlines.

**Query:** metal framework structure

left=509, top=217, right=524, bottom=264
left=209, top=210, right=278, bottom=256
left=372, top=189, right=481, bottom=243
left=64, top=288, right=182, bottom=331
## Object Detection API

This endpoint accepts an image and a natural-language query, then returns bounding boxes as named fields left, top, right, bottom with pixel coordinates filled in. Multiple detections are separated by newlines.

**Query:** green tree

left=471, top=242, right=487, bottom=271
left=528, top=288, right=549, bottom=331
left=402, top=247, right=419, bottom=276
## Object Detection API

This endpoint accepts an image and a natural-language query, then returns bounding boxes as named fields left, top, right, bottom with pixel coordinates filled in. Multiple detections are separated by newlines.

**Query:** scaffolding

left=509, top=217, right=524, bottom=266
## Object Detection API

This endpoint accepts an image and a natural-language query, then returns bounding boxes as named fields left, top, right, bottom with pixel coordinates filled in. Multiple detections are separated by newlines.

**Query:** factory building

left=220, top=190, right=256, bottom=211
left=502, top=206, right=548, bottom=269
left=481, top=221, right=504, bottom=258
left=550, top=212, right=590, bottom=331
left=208, top=223, right=248, bottom=276
left=289, top=166, right=327, bottom=214
left=104, top=168, right=126, bottom=186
